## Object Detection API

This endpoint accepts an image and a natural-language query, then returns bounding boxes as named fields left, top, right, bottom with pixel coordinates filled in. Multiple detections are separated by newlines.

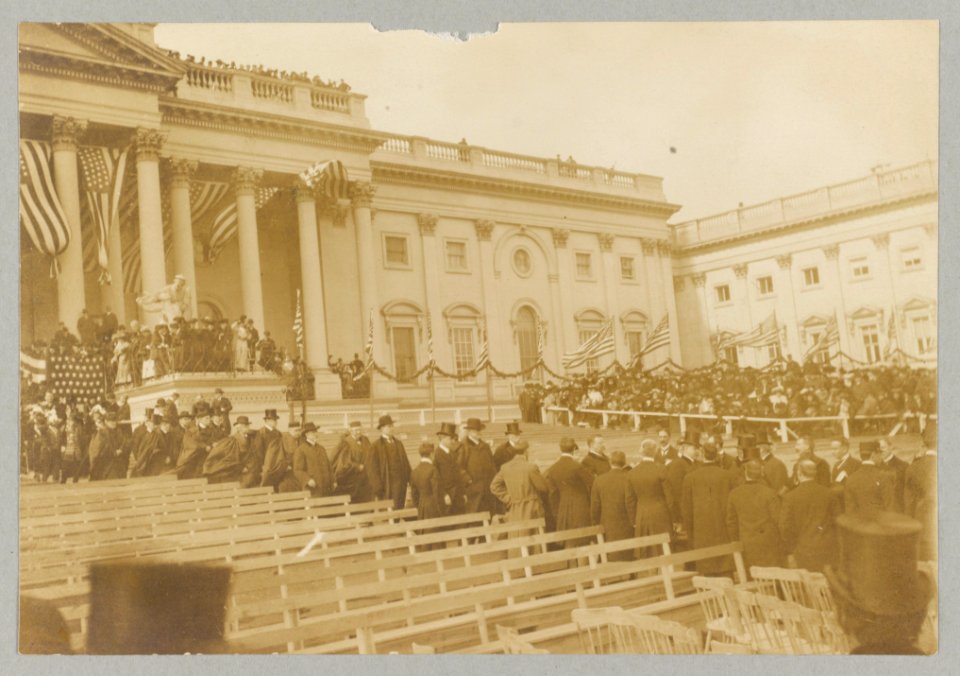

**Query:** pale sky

left=154, top=21, right=938, bottom=223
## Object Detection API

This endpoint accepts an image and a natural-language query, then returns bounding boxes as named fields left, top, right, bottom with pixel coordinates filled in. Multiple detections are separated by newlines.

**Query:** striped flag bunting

left=714, top=329, right=741, bottom=353
left=47, top=351, right=106, bottom=406
left=425, top=311, right=434, bottom=363
left=299, top=159, right=350, bottom=200
left=365, top=308, right=374, bottom=358
left=802, top=316, right=839, bottom=362
left=19, top=140, right=72, bottom=276
left=19, top=351, right=47, bottom=384
left=562, top=319, right=615, bottom=369
left=204, top=186, right=279, bottom=263
left=741, top=312, right=779, bottom=348
left=536, top=317, right=545, bottom=359
left=884, top=307, right=899, bottom=361
left=293, top=288, right=304, bottom=358
left=640, top=315, right=670, bottom=356
left=78, top=145, right=128, bottom=285
left=475, top=323, right=490, bottom=370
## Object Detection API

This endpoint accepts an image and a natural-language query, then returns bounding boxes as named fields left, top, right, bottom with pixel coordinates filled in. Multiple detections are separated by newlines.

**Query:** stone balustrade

left=672, top=160, right=938, bottom=248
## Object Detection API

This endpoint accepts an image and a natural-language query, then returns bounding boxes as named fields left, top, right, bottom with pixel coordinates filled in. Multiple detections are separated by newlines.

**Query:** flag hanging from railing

left=802, top=315, right=839, bottom=362
left=20, top=351, right=47, bottom=384
left=47, top=351, right=106, bottom=406
left=19, top=140, right=72, bottom=277
left=293, top=289, right=304, bottom=358
left=640, top=315, right=670, bottom=356
left=562, top=319, right=615, bottom=369
left=78, top=145, right=128, bottom=285
left=883, top=307, right=899, bottom=361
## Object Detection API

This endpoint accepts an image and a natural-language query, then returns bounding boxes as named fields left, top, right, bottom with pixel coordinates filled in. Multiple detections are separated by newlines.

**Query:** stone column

left=733, top=263, right=754, bottom=365
left=474, top=220, right=504, bottom=380
left=872, top=233, right=904, bottom=352
left=232, top=166, right=265, bottom=331
left=50, top=115, right=88, bottom=329
left=691, top=273, right=712, bottom=364
left=551, top=228, right=574, bottom=355
left=658, top=241, right=682, bottom=364
left=134, top=128, right=167, bottom=325
left=105, top=192, right=126, bottom=324
left=775, top=254, right=802, bottom=360
left=418, top=213, right=451, bottom=369
left=597, top=233, right=625, bottom=363
left=350, top=181, right=379, bottom=360
left=168, top=158, right=199, bottom=319
left=823, top=244, right=852, bottom=358
left=640, top=238, right=665, bottom=361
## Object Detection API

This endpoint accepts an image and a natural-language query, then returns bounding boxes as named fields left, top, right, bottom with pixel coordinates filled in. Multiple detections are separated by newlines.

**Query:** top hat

left=302, top=422, right=318, bottom=433
left=234, top=416, right=251, bottom=426
left=377, top=414, right=396, bottom=429
left=349, top=421, right=362, bottom=428
left=465, top=418, right=485, bottom=432
left=505, top=422, right=522, bottom=436
left=754, top=428, right=771, bottom=445
left=681, top=428, right=700, bottom=447
left=263, top=409, right=279, bottom=420
left=860, top=440, right=880, bottom=455
left=737, top=434, right=757, bottom=449
left=437, top=422, right=458, bottom=437
left=825, top=512, right=931, bottom=617
left=559, top=437, right=579, bottom=454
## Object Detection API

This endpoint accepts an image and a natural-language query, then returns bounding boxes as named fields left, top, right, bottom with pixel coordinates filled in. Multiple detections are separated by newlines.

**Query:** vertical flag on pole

left=536, top=318, right=545, bottom=360
left=293, top=289, right=304, bottom=359
left=884, top=306, right=899, bottom=362
left=426, top=311, right=434, bottom=365
left=77, top=145, right=128, bottom=285
left=365, top=308, right=374, bottom=361
left=475, top=321, right=490, bottom=371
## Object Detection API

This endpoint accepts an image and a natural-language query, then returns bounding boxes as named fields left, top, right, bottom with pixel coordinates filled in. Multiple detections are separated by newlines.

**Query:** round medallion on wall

left=512, top=247, right=533, bottom=277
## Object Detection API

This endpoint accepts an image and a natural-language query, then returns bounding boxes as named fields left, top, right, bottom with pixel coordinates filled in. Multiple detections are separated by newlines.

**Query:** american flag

left=47, top=351, right=107, bottom=406
left=562, top=319, right=615, bottom=369
left=425, top=311, right=434, bottom=364
left=19, top=351, right=47, bottom=384
left=741, top=312, right=779, bottom=348
left=640, top=315, right=670, bottom=356
left=299, top=159, right=350, bottom=200
left=205, top=186, right=278, bottom=263
left=475, top=322, right=490, bottom=370
left=884, top=307, right=899, bottom=361
left=293, top=288, right=304, bottom=358
left=365, top=308, right=374, bottom=358
left=78, top=145, right=128, bottom=285
left=803, top=316, right=839, bottom=362
left=536, top=317, right=545, bottom=359
left=19, top=140, right=71, bottom=275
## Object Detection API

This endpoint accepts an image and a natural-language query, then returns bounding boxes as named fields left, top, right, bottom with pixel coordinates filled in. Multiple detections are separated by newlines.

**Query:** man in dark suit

left=368, top=415, right=411, bottom=509
left=581, top=434, right=611, bottom=493
left=330, top=420, right=373, bottom=503
left=410, top=442, right=446, bottom=524
left=210, top=388, right=232, bottom=428
left=681, top=442, right=737, bottom=575
left=904, top=426, right=937, bottom=561
left=293, top=422, right=333, bottom=498
left=879, top=438, right=908, bottom=512
left=253, top=409, right=283, bottom=487
left=493, top=422, right=524, bottom=470
left=845, top=441, right=896, bottom=518
left=545, top=437, right=593, bottom=545
left=654, top=427, right=678, bottom=465
left=434, top=422, right=465, bottom=514
left=726, top=460, right=784, bottom=572
left=830, top=438, right=861, bottom=485
left=626, top=440, right=675, bottom=558
left=779, top=459, right=838, bottom=572
left=460, top=418, right=497, bottom=514
left=590, top=450, right=634, bottom=561
left=758, top=430, right=789, bottom=496
left=790, top=437, right=831, bottom=488
left=666, top=430, right=699, bottom=520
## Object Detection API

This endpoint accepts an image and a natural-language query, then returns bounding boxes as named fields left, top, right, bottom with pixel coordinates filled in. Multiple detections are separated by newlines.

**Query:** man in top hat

left=736, top=434, right=761, bottom=466
left=175, top=402, right=216, bottom=479
left=368, top=415, right=411, bottom=509
left=260, top=420, right=300, bottom=493
left=757, top=429, right=788, bottom=496
left=681, top=438, right=737, bottom=575
left=493, top=422, right=526, bottom=470
left=459, top=418, right=497, bottom=515
left=789, top=437, right=831, bottom=488
left=904, top=422, right=937, bottom=561
left=491, top=439, right=548, bottom=527
left=211, top=405, right=230, bottom=440
left=88, top=413, right=127, bottom=481
left=845, top=441, right=896, bottom=518
left=330, top=421, right=373, bottom=503
left=726, top=459, right=784, bottom=573
left=879, top=438, right=908, bottom=513
left=410, top=442, right=444, bottom=527
left=626, top=440, right=676, bottom=559
left=234, top=416, right=263, bottom=488
left=128, top=407, right=154, bottom=475
left=137, top=414, right=174, bottom=477
left=434, top=422, right=465, bottom=515
left=654, top=427, right=678, bottom=465
left=545, top=438, right=593, bottom=546
left=252, top=410, right=283, bottom=489
left=28, top=411, right=60, bottom=483
left=779, top=459, right=839, bottom=572
left=211, top=388, right=232, bottom=428
left=580, top=434, right=611, bottom=493
left=293, top=422, right=333, bottom=498
left=825, top=512, right=932, bottom=654
left=590, top=450, right=634, bottom=561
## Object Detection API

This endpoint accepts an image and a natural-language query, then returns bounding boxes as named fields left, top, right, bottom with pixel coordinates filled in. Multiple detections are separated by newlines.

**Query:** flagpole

left=427, top=312, right=437, bottom=424
left=366, top=308, right=375, bottom=428
left=482, top=320, right=493, bottom=422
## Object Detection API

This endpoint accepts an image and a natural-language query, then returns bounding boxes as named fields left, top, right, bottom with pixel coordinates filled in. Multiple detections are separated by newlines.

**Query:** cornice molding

left=19, top=50, right=180, bottom=94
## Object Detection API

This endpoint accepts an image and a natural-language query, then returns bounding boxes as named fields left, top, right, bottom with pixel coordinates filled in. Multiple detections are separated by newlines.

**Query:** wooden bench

left=20, top=479, right=226, bottom=517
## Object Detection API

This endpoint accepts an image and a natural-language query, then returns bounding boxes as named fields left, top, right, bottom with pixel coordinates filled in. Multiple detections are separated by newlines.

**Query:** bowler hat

left=559, top=437, right=579, bottom=454
left=465, top=418, right=485, bottom=432
left=505, top=422, right=522, bottom=436
left=302, top=422, right=318, bottom=433
left=235, top=416, right=251, bottom=426
left=860, top=440, right=880, bottom=455
left=263, top=409, right=279, bottom=420
left=825, top=512, right=931, bottom=617
left=377, top=414, right=395, bottom=429
left=437, top=422, right=458, bottom=437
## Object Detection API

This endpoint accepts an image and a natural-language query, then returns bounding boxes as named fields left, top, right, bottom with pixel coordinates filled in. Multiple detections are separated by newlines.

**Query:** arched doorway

left=515, top=305, right=541, bottom=380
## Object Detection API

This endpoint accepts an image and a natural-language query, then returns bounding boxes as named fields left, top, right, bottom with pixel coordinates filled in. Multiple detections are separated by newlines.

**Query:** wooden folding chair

left=571, top=606, right=621, bottom=654
left=496, top=625, right=550, bottom=655
left=730, top=587, right=791, bottom=654
left=750, top=566, right=810, bottom=607
left=706, top=640, right=754, bottom=654
left=755, top=593, right=834, bottom=655
left=799, top=570, right=836, bottom=615
left=692, top=575, right=750, bottom=646
left=610, top=611, right=702, bottom=655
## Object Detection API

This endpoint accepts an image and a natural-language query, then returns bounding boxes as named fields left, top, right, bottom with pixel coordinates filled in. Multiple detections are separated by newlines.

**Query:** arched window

left=382, top=300, right=424, bottom=383
left=515, top=305, right=541, bottom=379
left=620, top=310, right=650, bottom=360
left=574, top=308, right=607, bottom=373
left=443, top=303, right=482, bottom=378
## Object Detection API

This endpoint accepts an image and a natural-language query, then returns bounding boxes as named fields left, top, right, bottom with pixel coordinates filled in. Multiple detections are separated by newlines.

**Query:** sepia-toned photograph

left=17, top=20, right=938, bottom=657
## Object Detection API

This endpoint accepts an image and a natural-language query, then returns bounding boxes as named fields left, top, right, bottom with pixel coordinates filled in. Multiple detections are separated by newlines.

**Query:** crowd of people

left=328, top=353, right=371, bottom=399
left=167, top=50, right=352, bottom=91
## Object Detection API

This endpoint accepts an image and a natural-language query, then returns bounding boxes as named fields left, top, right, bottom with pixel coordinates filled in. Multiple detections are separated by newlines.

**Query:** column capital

left=823, top=244, right=840, bottom=261
left=597, top=233, right=615, bottom=252
left=775, top=253, right=793, bottom=270
left=417, top=213, right=438, bottom=236
left=134, top=127, right=165, bottom=162
left=733, top=263, right=749, bottom=279
left=232, top=166, right=263, bottom=196
left=349, top=181, right=377, bottom=208
left=691, top=273, right=707, bottom=288
left=167, top=158, right=198, bottom=188
left=475, top=219, right=495, bottom=241
left=673, top=275, right=686, bottom=291
left=292, top=177, right=316, bottom=204
left=641, top=238, right=656, bottom=255
left=51, top=115, right=88, bottom=151
left=657, top=240, right=672, bottom=256
left=552, top=228, right=570, bottom=249
left=871, top=233, right=890, bottom=250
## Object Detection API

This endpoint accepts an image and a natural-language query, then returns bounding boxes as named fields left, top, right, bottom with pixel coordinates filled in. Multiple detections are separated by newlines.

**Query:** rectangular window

left=391, top=326, right=417, bottom=380
left=757, top=275, right=774, bottom=296
left=445, top=240, right=467, bottom=271
left=451, top=327, right=475, bottom=376
left=578, top=329, right=600, bottom=373
left=802, top=266, right=820, bottom=287
left=912, top=316, right=934, bottom=354
left=625, top=330, right=644, bottom=358
left=901, top=246, right=923, bottom=270
left=722, top=346, right=739, bottom=366
left=576, top=252, right=593, bottom=278
left=384, top=235, right=409, bottom=266
left=850, top=257, right=870, bottom=279
left=715, top=284, right=731, bottom=303
left=860, top=324, right=881, bottom=364
left=620, top=256, right=635, bottom=281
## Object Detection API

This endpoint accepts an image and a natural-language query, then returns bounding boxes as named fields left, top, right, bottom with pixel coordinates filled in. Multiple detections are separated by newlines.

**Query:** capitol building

left=19, top=22, right=938, bottom=405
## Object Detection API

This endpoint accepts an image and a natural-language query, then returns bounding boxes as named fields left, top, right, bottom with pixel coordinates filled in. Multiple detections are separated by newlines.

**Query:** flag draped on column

left=299, top=159, right=350, bottom=200
left=293, top=288, right=305, bottom=359
left=19, top=140, right=72, bottom=277
left=77, top=145, right=128, bottom=285
left=475, top=322, right=490, bottom=371
left=562, top=319, right=615, bottom=369
left=640, top=315, right=671, bottom=356
left=204, top=186, right=279, bottom=263
left=536, top=317, right=545, bottom=361
left=741, top=311, right=780, bottom=348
